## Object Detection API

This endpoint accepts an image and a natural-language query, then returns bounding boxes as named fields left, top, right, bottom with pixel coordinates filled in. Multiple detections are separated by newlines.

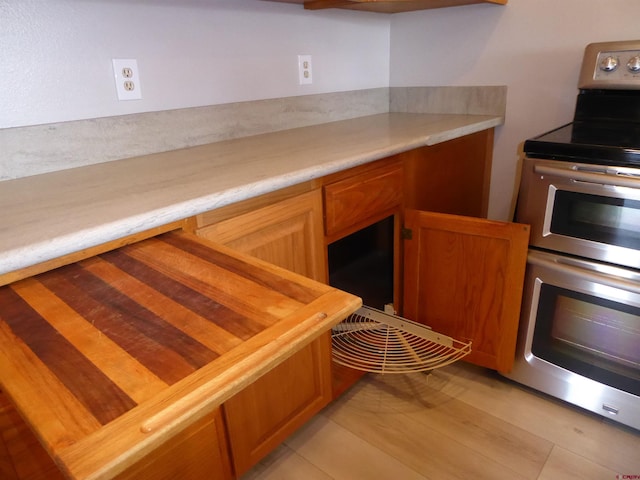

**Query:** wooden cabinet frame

left=262, top=0, right=507, bottom=14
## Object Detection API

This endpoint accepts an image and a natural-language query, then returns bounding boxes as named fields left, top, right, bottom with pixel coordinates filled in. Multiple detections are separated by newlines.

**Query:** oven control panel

left=579, top=40, right=640, bottom=90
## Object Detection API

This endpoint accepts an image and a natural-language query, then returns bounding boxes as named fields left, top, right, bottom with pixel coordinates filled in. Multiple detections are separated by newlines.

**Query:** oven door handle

left=534, top=164, right=640, bottom=189
left=528, top=252, right=640, bottom=295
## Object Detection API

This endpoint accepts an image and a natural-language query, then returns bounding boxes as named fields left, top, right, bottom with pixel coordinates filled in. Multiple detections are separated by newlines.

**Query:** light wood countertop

left=0, top=112, right=502, bottom=278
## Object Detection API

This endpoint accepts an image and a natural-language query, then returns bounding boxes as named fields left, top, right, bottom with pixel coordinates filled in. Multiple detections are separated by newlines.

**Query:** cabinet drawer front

left=324, top=164, right=403, bottom=236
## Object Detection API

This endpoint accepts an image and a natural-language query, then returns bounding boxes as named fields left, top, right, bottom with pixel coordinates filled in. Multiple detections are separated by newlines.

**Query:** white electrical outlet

left=112, top=59, right=142, bottom=100
left=298, top=54, right=312, bottom=85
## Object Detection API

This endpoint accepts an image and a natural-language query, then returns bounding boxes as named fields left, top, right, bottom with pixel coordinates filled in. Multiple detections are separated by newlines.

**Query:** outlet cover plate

left=298, top=54, right=312, bottom=85
left=112, top=58, right=142, bottom=100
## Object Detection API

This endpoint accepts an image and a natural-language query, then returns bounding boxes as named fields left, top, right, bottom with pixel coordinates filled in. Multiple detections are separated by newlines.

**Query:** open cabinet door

left=403, top=210, right=530, bottom=372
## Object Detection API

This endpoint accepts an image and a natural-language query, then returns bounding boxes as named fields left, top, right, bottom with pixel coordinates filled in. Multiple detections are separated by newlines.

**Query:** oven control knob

left=600, top=56, right=619, bottom=72
left=627, top=56, right=640, bottom=72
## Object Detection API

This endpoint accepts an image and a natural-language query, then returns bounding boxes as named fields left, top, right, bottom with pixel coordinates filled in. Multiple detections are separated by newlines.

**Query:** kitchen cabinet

left=263, top=0, right=507, bottom=14
left=193, top=128, right=526, bottom=384
left=323, top=129, right=529, bottom=375
left=188, top=188, right=333, bottom=477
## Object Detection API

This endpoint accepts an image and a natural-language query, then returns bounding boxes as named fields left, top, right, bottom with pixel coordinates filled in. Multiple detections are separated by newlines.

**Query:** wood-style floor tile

left=324, top=373, right=542, bottom=480
left=241, top=444, right=332, bottom=480
left=341, top=372, right=553, bottom=479
left=537, top=446, right=620, bottom=480
left=244, top=364, right=640, bottom=480
left=285, top=414, right=429, bottom=480
left=434, top=364, right=640, bottom=475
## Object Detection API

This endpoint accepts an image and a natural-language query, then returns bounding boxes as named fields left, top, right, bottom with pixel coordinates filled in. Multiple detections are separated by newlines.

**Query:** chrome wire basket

left=331, top=306, right=472, bottom=374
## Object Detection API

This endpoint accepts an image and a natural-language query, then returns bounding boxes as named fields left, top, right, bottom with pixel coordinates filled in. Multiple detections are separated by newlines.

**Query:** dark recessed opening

left=328, top=216, right=394, bottom=310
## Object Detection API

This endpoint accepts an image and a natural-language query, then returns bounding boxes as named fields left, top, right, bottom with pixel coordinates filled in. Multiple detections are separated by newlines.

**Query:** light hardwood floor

left=243, top=363, right=640, bottom=480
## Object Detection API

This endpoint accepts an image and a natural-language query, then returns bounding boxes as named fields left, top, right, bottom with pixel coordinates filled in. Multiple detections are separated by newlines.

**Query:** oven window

left=550, top=191, right=640, bottom=250
left=532, top=284, right=640, bottom=396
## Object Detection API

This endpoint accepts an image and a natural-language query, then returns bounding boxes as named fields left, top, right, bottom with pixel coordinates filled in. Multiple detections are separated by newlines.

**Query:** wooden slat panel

left=38, top=267, right=217, bottom=385
left=124, top=237, right=306, bottom=324
left=0, top=322, right=101, bottom=452
left=11, top=279, right=169, bottom=405
left=160, top=232, right=326, bottom=303
left=81, top=257, right=244, bottom=355
left=100, top=247, right=264, bottom=341
left=0, top=287, right=137, bottom=425
left=0, top=221, right=185, bottom=288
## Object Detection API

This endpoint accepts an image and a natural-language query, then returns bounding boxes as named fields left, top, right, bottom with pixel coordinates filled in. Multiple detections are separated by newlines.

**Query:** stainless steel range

left=504, top=40, right=640, bottom=431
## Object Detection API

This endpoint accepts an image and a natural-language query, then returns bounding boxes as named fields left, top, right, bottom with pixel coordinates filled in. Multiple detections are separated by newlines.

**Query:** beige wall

left=390, top=0, right=640, bottom=220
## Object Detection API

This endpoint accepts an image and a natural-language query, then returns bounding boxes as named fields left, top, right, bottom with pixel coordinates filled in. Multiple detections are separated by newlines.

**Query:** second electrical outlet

left=298, top=55, right=312, bottom=85
left=112, top=58, right=142, bottom=101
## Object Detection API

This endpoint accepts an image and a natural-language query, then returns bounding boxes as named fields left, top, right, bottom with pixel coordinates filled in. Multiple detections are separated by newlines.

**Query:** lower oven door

left=516, top=157, right=640, bottom=269
left=504, top=249, right=640, bottom=430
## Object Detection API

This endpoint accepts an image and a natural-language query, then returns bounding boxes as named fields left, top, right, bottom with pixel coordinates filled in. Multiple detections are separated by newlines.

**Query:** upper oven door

left=516, top=157, right=640, bottom=269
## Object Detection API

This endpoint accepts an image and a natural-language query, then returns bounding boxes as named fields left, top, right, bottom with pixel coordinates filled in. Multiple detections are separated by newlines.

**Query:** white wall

left=0, top=0, right=390, bottom=129
left=390, top=0, right=640, bottom=220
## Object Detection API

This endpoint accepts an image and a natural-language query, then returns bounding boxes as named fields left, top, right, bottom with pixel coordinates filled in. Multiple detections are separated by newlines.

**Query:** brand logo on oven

left=616, top=475, right=640, bottom=479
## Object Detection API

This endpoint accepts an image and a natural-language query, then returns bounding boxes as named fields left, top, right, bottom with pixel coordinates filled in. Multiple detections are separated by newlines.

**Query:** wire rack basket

left=331, top=306, right=472, bottom=374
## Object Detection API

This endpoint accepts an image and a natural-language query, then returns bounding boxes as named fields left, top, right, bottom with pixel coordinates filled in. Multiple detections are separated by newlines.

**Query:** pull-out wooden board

left=0, top=231, right=361, bottom=480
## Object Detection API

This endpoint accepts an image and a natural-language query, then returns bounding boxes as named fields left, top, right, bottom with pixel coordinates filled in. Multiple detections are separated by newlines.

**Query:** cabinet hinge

left=401, top=227, right=413, bottom=240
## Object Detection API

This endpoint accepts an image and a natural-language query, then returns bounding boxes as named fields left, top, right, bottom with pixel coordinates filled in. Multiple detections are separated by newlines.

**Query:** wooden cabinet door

left=223, top=333, right=332, bottom=477
left=402, top=210, right=529, bottom=373
left=195, top=189, right=326, bottom=282
left=115, top=410, right=232, bottom=480
left=195, top=190, right=332, bottom=476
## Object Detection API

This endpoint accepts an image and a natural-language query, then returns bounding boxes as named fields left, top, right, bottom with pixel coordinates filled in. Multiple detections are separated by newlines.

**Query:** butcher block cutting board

left=0, top=230, right=361, bottom=480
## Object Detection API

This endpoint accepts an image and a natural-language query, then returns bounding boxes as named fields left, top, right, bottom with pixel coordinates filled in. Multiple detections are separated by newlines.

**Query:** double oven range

left=504, top=40, right=640, bottom=431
